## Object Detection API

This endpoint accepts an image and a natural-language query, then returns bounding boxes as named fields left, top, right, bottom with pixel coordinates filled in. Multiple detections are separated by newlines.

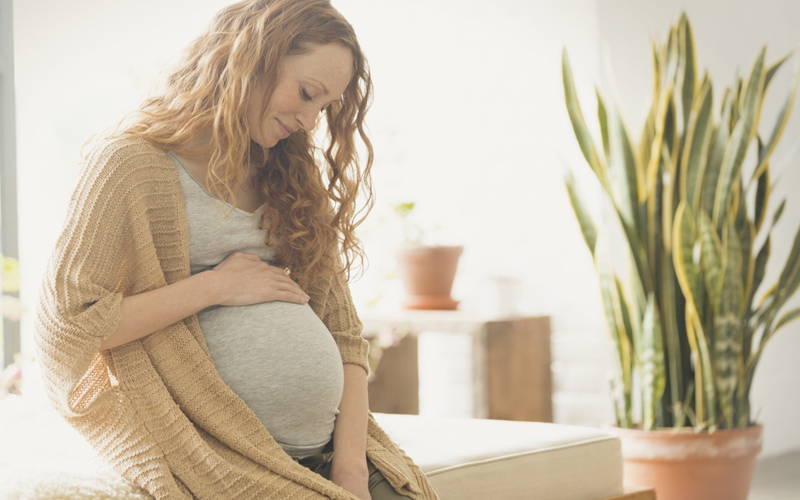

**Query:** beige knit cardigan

left=33, top=137, right=439, bottom=500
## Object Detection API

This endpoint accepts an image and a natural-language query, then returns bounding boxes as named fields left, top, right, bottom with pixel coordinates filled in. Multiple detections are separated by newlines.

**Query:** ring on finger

left=283, top=267, right=291, bottom=276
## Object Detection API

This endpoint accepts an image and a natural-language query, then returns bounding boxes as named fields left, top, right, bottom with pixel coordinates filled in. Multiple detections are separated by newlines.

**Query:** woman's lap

left=295, top=445, right=412, bottom=500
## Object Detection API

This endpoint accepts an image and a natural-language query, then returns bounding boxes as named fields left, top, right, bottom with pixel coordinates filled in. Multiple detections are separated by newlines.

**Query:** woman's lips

left=277, top=120, right=293, bottom=139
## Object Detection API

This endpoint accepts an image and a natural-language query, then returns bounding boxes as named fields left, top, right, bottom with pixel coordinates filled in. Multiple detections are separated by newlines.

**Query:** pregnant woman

left=33, top=1, right=439, bottom=499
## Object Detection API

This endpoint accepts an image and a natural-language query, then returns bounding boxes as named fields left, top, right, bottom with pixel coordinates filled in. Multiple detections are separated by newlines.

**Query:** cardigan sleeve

left=33, top=139, right=139, bottom=417
left=319, top=260, right=371, bottom=377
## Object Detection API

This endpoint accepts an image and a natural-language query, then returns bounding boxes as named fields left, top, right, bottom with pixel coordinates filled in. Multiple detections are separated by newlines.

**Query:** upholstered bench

left=375, top=413, right=646, bottom=500
left=0, top=396, right=650, bottom=500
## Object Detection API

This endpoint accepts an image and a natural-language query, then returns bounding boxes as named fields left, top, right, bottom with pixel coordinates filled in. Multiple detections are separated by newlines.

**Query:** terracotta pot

left=396, top=245, right=463, bottom=310
left=610, top=424, right=763, bottom=500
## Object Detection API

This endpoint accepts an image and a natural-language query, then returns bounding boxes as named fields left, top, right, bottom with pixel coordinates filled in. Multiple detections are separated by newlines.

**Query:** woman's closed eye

left=301, top=87, right=326, bottom=114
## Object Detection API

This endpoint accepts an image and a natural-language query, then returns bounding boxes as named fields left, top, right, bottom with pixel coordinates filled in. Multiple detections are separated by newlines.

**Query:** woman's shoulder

left=84, top=135, right=168, bottom=168
left=81, top=135, right=174, bottom=184
left=72, top=135, right=178, bottom=210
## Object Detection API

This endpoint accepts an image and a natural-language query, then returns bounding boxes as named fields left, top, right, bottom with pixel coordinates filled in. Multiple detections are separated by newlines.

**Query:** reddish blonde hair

left=117, top=0, right=374, bottom=291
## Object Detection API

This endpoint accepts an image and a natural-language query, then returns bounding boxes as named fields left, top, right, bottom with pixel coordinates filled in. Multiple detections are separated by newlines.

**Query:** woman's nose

left=296, top=105, right=319, bottom=132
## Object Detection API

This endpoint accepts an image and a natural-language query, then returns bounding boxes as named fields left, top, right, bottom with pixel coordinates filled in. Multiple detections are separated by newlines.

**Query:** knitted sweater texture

left=33, top=137, right=439, bottom=500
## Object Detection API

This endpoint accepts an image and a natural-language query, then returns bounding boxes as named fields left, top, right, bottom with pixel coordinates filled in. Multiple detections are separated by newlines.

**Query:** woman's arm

left=99, top=252, right=309, bottom=351
left=313, top=258, right=373, bottom=498
left=98, top=272, right=220, bottom=350
left=330, top=363, right=371, bottom=500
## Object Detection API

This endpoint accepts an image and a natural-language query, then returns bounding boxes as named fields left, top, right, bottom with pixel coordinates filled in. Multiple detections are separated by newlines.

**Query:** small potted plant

left=393, top=202, right=463, bottom=310
left=563, top=13, right=799, bottom=500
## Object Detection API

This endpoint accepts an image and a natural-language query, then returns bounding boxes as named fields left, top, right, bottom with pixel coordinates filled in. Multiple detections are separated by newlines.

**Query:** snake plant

left=562, top=13, right=800, bottom=431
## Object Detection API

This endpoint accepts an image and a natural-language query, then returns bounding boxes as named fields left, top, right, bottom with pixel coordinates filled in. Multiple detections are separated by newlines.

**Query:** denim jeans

left=294, top=440, right=413, bottom=499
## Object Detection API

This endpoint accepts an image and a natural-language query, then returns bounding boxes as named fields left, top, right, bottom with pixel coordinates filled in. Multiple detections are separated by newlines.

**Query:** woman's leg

left=365, top=457, right=413, bottom=500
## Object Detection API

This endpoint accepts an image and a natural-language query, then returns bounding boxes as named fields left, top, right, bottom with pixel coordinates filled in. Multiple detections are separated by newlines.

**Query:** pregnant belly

left=196, top=300, right=345, bottom=445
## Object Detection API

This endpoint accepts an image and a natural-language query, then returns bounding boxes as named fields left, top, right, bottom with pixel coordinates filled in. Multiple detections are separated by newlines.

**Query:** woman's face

left=247, top=43, right=354, bottom=149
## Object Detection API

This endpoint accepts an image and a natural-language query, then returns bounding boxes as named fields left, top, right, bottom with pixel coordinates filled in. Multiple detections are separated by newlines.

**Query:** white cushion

left=374, top=413, right=623, bottom=500
left=0, top=396, right=623, bottom=500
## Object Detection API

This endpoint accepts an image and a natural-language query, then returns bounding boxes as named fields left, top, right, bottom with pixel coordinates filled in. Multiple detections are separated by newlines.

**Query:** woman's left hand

left=330, top=457, right=371, bottom=500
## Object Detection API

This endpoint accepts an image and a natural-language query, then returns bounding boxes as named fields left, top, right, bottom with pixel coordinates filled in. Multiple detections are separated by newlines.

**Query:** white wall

left=597, top=0, right=800, bottom=457
left=13, top=0, right=797, bottom=458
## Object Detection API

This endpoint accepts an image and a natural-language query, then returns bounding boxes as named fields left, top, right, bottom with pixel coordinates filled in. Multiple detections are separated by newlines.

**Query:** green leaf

left=751, top=50, right=799, bottom=184
left=662, top=27, right=680, bottom=90
left=563, top=48, right=610, bottom=192
left=776, top=222, right=800, bottom=304
left=616, top=277, right=637, bottom=358
left=652, top=41, right=662, bottom=94
left=641, top=292, right=666, bottom=430
left=747, top=223, right=800, bottom=396
left=681, top=78, right=713, bottom=211
left=764, top=49, right=795, bottom=91
left=647, top=148, right=664, bottom=293
left=773, top=199, right=786, bottom=227
left=640, top=103, right=657, bottom=178
left=754, top=151, right=771, bottom=232
left=595, top=233, right=633, bottom=427
left=734, top=179, right=747, bottom=231
left=608, top=101, right=642, bottom=234
left=713, top=48, right=766, bottom=231
left=732, top=75, right=744, bottom=128
left=685, top=303, right=717, bottom=429
left=646, top=32, right=679, bottom=199
left=674, top=201, right=703, bottom=307
left=714, top=220, right=745, bottom=428
left=750, top=237, right=771, bottom=312
left=597, top=89, right=611, bottom=159
left=740, top=219, right=755, bottom=309
left=701, top=90, right=734, bottom=217
left=775, top=307, right=800, bottom=332
left=698, top=209, right=724, bottom=302
left=564, top=170, right=598, bottom=256
left=664, top=94, right=678, bottom=165
left=678, top=13, right=697, bottom=134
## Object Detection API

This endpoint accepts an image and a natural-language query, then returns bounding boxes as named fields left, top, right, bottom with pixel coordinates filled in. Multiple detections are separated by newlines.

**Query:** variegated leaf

left=698, top=209, right=724, bottom=302
left=754, top=149, right=771, bottom=232
left=681, top=77, right=713, bottom=211
left=674, top=201, right=703, bottom=308
left=752, top=50, right=799, bottom=182
left=641, top=293, right=666, bottom=430
left=775, top=307, right=800, bottom=332
left=714, top=220, right=745, bottom=428
left=678, top=13, right=697, bottom=134
left=701, top=90, right=733, bottom=217
left=564, top=170, right=598, bottom=256
left=563, top=49, right=609, bottom=192
left=713, top=49, right=765, bottom=231
left=596, top=233, right=633, bottom=427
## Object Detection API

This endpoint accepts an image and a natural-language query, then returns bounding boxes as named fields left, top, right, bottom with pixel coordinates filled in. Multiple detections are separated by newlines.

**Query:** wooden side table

left=362, top=310, right=553, bottom=422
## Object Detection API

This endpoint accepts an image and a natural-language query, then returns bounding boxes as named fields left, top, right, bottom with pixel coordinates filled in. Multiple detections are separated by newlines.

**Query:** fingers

left=272, top=280, right=309, bottom=296
left=264, top=267, right=303, bottom=289
left=277, top=290, right=310, bottom=304
left=224, top=253, right=310, bottom=303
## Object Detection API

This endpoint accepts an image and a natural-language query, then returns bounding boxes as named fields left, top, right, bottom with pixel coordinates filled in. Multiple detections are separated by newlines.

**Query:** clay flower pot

left=396, top=245, right=463, bottom=310
left=610, top=424, right=763, bottom=500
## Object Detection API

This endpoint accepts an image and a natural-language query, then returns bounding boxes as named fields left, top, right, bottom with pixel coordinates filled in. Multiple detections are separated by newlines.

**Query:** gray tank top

left=167, top=150, right=345, bottom=459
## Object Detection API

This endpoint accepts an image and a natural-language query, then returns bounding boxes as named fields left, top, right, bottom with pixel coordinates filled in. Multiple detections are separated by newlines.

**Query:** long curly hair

left=116, top=0, right=374, bottom=293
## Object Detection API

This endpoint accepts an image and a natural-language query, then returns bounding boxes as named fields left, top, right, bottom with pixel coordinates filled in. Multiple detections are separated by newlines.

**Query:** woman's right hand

left=208, top=252, right=310, bottom=306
